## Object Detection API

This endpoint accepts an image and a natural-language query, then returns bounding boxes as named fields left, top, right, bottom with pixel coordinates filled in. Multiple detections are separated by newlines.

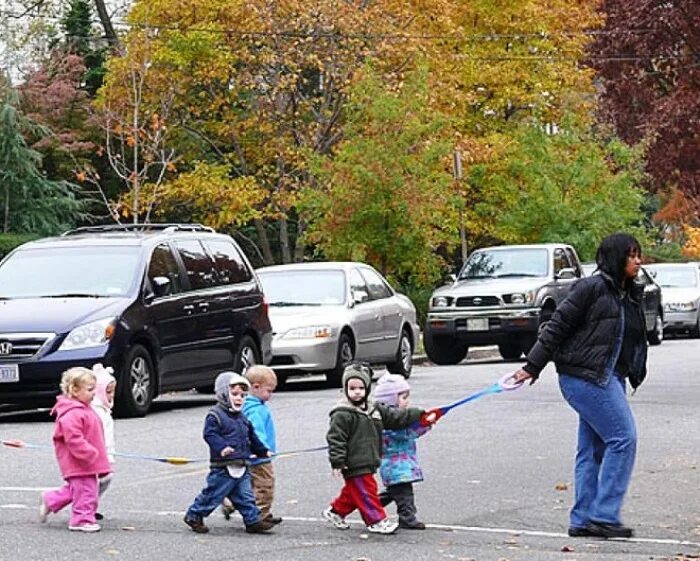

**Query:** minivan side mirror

left=151, top=276, right=172, bottom=298
left=556, top=267, right=577, bottom=280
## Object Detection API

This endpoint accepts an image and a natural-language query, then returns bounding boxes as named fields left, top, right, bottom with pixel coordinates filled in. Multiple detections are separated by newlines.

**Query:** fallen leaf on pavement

left=555, top=482, right=569, bottom=491
left=120, top=526, right=136, bottom=531
left=561, top=545, right=575, bottom=552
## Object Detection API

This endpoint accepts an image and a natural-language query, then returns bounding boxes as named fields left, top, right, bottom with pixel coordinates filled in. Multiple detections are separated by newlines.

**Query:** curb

left=412, top=345, right=500, bottom=366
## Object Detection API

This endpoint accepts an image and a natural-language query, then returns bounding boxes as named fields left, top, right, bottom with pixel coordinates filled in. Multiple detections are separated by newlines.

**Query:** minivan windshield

left=0, top=246, right=140, bottom=299
left=459, top=248, right=549, bottom=279
left=258, top=269, right=346, bottom=306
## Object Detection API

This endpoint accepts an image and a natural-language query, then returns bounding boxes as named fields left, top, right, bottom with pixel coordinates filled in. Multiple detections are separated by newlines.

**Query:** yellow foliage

left=682, top=226, right=700, bottom=259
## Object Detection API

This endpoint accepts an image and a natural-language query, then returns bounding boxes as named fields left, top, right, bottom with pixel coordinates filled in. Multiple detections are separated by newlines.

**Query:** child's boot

left=245, top=518, right=275, bottom=533
left=367, top=517, right=398, bottom=534
left=398, top=519, right=426, bottom=530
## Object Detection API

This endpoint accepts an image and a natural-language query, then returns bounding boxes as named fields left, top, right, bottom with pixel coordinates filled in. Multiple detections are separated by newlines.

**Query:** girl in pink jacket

left=40, top=367, right=112, bottom=532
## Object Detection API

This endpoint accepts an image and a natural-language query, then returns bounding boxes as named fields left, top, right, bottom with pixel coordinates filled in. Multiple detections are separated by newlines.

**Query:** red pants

left=331, top=473, right=386, bottom=526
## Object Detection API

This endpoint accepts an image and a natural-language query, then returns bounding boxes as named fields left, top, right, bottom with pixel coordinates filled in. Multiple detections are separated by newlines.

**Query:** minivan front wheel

left=234, top=335, right=261, bottom=375
left=116, top=344, right=155, bottom=418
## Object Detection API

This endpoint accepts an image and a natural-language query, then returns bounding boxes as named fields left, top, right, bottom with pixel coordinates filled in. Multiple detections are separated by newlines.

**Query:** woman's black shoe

left=567, top=526, right=593, bottom=537
left=586, top=522, right=633, bottom=538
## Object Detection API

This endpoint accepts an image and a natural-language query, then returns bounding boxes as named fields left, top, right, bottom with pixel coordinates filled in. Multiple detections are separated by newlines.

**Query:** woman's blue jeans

left=558, top=373, right=637, bottom=528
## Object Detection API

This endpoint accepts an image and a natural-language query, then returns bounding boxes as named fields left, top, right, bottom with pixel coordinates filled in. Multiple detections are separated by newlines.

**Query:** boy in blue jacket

left=184, top=372, right=274, bottom=534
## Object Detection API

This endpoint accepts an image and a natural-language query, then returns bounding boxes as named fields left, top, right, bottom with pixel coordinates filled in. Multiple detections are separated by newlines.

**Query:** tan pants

left=250, top=462, right=275, bottom=518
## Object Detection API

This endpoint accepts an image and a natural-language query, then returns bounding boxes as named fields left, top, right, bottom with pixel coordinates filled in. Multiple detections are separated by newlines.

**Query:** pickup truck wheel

left=498, top=343, right=522, bottom=361
left=647, top=311, right=663, bottom=346
left=386, top=329, right=413, bottom=378
left=115, top=344, right=155, bottom=418
left=424, top=330, right=468, bottom=365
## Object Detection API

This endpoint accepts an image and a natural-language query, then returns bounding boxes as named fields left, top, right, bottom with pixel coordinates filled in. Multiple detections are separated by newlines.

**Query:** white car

left=256, top=262, right=419, bottom=386
left=645, top=263, right=700, bottom=336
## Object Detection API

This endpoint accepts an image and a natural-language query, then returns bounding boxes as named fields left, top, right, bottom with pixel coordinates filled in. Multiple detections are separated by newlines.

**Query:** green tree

left=62, top=0, right=106, bottom=95
left=0, top=85, right=87, bottom=235
left=302, top=68, right=458, bottom=286
left=471, top=117, right=646, bottom=261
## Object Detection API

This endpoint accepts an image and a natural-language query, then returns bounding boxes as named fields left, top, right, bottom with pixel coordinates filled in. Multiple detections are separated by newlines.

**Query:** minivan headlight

left=59, top=317, right=117, bottom=351
left=282, top=325, right=333, bottom=339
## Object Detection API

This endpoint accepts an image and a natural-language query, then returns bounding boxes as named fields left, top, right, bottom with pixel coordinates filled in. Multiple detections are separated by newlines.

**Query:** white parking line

left=2, top=502, right=698, bottom=548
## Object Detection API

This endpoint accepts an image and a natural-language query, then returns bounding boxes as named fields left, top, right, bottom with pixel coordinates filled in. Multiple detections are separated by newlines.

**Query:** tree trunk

left=93, top=0, right=120, bottom=49
left=3, top=185, right=9, bottom=233
left=254, top=218, right=274, bottom=265
left=293, top=218, right=305, bottom=262
left=279, top=217, right=291, bottom=264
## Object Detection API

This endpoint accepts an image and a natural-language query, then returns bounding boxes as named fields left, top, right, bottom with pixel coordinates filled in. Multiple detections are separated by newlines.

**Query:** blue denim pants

left=558, top=373, right=637, bottom=528
left=186, top=468, right=261, bottom=526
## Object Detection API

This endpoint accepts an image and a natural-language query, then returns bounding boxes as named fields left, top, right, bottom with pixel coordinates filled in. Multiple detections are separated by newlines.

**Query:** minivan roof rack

left=61, top=223, right=215, bottom=236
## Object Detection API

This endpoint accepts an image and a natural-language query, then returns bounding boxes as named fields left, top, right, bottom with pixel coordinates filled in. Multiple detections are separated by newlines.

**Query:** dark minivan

left=0, top=224, right=272, bottom=416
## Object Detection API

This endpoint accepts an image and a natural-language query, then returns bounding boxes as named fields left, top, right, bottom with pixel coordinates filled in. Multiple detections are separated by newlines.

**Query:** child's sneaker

left=322, top=507, right=350, bottom=530
left=68, top=523, right=101, bottom=532
left=183, top=515, right=209, bottom=534
left=38, top=499, right=50, bottom=523
left=367, top=518, right=398, bottom=534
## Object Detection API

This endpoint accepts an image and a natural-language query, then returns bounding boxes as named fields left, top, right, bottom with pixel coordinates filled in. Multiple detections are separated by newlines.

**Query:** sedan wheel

left=326, top=333, right=354, bottom=387
left=387, top=329, right=413, bottom=378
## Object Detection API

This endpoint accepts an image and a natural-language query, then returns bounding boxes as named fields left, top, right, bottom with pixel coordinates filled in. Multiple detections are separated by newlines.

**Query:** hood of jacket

left=214, top=371, right=250, bottom=409
left=51, top=395, right=88, bottom=419
left=92, top=364, right=116, bottom=410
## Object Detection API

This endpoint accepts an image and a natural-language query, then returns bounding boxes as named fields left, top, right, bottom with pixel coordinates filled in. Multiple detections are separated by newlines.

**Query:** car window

left=147, top=244, right=182, bottom=295
left=359, top=268, right=392, bottom=300
left=648, top=266, right=698, bottom=288
left=553, top=248, right=569, bottom=274
left=564, top=248, right=581, bottom=276
left=204, top=240, right=252, bottom=285
left=174, top=240, right=217, bottom=291
left=459, top=248, right=548, bottom=279
left=258, top=269, right=346, bottom=305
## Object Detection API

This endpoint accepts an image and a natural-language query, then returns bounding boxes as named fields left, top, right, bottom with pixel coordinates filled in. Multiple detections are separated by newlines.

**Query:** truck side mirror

left=556, top=268, right=577, bottom=280
left=445, top=273, right=457, bottom=285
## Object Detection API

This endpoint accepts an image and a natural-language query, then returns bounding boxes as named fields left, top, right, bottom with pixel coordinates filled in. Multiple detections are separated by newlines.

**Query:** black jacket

left=524, top=273, right=648, bottom=389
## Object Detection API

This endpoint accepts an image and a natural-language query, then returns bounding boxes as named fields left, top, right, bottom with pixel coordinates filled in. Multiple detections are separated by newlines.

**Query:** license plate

left=0, top=364, right=19, bottom=383
left=466, top=318, right=489, bottom=331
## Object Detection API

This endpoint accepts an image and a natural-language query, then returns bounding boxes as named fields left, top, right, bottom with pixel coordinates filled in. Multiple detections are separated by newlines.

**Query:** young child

left=242, top=365, right=281, bottom=525
left=39, top=367, right=112, bottom=532
left=323, top=363, right=438, bottom=535
left=90, top=363, right=117, bottom=520
left=184, top=371, right=275, bottom=535
left=374, top=373, right=431, bottom=530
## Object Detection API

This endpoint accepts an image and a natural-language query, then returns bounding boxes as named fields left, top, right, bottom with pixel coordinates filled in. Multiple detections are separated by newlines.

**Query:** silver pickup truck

left=424, top=243, right=583, bottom=364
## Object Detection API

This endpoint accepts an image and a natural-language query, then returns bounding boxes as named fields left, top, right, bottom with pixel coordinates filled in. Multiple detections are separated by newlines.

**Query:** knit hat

left=92, top=363, right=116, bottom=409
left=373, top=373, right=411, bottom=406
left=341, top=362, right=373, bottom=400
left=214, top=371, right=250, bottom=408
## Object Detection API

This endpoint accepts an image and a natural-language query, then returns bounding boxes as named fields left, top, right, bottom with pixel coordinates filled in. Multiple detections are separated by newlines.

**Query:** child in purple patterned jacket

left=373, top=373, right=432, bottom=530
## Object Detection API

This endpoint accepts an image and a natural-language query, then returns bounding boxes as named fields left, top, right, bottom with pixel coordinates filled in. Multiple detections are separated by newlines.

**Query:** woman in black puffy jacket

left=513, top=233, right=647, bottom=539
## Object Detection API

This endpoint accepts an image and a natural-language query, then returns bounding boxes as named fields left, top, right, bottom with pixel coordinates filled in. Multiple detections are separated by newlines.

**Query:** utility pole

left=453, top=150, right=468, bottom=262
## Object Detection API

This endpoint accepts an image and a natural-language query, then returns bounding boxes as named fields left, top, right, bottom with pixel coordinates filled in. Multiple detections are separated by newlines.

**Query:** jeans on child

left=558, top=373, right=637, bottom=528
left=186, top=468, right=261, bottom=525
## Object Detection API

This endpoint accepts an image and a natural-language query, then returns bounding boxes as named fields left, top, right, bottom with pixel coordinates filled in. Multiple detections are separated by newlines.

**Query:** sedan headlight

left=432, top=296, right=453, bottom=307
left=59, top=317, right=117, bottom=351
left=282, top=325, right=333, bottom=339
left=664, top=301, right=697, bottom=312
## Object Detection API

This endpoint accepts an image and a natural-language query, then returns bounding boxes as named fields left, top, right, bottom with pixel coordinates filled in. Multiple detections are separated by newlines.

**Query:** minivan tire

left=115, top=344, right=155, bottom=418
left=386, top=329, right=413, bottom=378
left=233, top=335, right=261, bottom=375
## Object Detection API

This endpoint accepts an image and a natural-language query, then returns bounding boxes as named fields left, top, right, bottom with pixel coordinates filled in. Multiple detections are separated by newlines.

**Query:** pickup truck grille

left=455, top=296, right=501, bottom=307
left=0, top=333, right=55, bottom=361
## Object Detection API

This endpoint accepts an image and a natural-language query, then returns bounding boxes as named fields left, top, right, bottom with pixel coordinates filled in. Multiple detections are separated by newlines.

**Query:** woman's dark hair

left=595, top=233, right=642, bottom=284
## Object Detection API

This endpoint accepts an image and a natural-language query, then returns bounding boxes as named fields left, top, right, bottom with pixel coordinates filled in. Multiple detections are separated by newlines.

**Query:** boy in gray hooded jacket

left=183, top=371, right=273, bottom=535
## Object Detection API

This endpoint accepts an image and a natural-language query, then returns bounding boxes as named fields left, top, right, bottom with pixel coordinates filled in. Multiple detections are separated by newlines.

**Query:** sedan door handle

left=198, top=303, right=210, bottom=311
left=182, top=304, right=195, bottom=314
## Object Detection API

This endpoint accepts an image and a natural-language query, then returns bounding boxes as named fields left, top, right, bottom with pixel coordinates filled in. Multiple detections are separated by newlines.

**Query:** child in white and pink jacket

left=40, top=367, right=112, bottom=532
left=91, top=364, right=117, bottom=520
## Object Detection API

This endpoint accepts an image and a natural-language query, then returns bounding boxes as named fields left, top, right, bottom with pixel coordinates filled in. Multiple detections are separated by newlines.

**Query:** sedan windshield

left=649, top=267, right=697, bottom=288
left=0, top=246, right=140, bottom=298
left=258, top=270, right=346, bottom=305
left=459, top=249, right=548, bottom=279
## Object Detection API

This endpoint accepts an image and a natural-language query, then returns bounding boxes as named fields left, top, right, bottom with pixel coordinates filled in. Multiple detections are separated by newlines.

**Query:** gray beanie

left=373, top=373, right=411, bottom=407
left=214, top=371, right=250, bottom=407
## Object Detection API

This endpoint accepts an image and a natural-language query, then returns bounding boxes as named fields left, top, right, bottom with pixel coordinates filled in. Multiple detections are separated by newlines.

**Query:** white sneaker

left=367, top=518, right=398, bottom=534
left=68, top=523, right=101, bottom=533
left=39, top=500, right=49, bottom=523
left=322, top=507, right=350, bottom=530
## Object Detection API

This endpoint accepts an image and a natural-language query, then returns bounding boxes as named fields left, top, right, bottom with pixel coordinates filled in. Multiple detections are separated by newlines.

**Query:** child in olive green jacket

left=322, top=363, right=438, bottom=535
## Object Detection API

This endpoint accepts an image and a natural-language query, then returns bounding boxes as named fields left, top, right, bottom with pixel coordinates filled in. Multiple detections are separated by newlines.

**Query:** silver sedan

left=256, top=262, right=419, bottom=386
left=645, top=263, right=700, bottom=336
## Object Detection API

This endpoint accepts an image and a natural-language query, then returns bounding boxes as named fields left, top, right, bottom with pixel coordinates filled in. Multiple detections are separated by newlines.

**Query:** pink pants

left=43, top=475, right=98, bottom=526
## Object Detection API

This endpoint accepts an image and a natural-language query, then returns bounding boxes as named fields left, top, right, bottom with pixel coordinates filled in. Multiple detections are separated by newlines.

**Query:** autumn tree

left=302, top=68, right=458, bottom=285
left=590, top=0, right=700, bottom=198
